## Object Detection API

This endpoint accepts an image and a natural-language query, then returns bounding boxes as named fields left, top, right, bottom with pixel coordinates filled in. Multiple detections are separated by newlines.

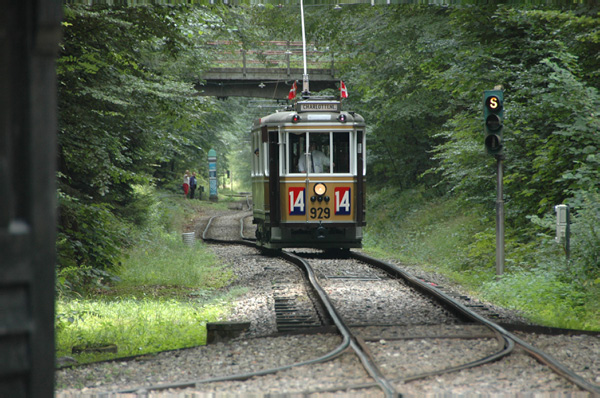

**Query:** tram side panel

left=251, top=127, right=272, bottom=243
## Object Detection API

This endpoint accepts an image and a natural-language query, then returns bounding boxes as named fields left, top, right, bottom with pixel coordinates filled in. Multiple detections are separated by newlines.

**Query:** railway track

left=57, top=206, right=600, bottom=397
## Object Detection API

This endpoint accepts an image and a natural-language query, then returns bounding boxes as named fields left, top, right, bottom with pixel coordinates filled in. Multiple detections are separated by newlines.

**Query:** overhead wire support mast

left=300, top=0, right=309, bottom=97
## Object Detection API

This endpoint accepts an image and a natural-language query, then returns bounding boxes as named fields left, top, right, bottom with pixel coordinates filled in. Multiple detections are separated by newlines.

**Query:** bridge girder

left=195, top=67, right=339, bottom=99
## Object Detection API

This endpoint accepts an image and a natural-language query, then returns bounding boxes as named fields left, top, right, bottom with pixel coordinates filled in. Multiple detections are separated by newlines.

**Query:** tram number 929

left=310, top=207, right=330, bottom=219
left=288, top=187, right=352, bottom=219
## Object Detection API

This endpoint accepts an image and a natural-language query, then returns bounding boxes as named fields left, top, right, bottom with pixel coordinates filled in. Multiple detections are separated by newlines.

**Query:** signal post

left=483, top=89, right=505, bottom=278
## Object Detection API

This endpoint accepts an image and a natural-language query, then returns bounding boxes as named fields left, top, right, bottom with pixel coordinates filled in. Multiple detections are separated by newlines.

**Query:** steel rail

left=281, top=250, right=398, bottom=397
left=399, top=331, right=514, bottom=383
left=351, top=251, right=600, bottom=397
left=202, top=214, right=397, bottom=396
left=201, top=215, right=216, bottom=241
left=114, top=338, right=352, bottom=395
left=202, top=215, right=512, bottom=397
left=113, top=214, right=354, bottom=396
left=115, top=213, right=598, bottom=397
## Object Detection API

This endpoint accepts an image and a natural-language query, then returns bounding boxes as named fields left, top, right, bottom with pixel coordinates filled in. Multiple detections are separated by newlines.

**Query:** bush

left=481, top=266, right=595, bottom=330
left=570, top=190, right=600, bottom=280
left=57, top=194, right=127, bottom=274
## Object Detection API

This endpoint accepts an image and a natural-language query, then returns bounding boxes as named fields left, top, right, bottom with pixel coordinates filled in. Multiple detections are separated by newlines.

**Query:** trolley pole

left=496, top=155, right=505, bottom=278
left=300, top=0, right=309, bottom=96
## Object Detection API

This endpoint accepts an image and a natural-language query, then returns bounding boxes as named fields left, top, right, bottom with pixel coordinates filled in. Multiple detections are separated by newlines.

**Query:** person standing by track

left=189, top=172, right=197, bottom=199
left=182, top=170, right=190, bottom=198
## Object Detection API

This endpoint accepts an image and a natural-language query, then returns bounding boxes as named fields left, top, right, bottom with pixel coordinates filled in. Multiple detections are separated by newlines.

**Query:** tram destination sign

left=297, top=101, right=340, bottom=113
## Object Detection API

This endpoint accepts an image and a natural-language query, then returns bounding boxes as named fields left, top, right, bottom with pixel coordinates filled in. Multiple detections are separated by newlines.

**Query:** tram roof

left=253, top=100, right=365, bottom=129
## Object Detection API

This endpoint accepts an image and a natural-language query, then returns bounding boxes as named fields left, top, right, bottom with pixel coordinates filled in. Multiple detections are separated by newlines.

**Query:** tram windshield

left=286, top=132, right=350, bottom=175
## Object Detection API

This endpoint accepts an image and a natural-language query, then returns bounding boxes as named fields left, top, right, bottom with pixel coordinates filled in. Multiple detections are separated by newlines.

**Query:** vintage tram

left=251, top=96, right=366, bottom=249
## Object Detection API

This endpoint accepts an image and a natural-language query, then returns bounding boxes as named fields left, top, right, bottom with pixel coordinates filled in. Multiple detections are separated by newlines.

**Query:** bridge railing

left=204, top=40, right=335, bottom=73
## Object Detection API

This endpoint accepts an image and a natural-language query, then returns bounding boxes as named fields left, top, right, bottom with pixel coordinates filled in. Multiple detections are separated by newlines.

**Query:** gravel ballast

left=56, top=210, right=600, bottom=397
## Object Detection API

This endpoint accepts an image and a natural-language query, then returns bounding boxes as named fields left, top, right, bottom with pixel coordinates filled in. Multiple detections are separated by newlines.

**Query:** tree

left=57, top=5, right=224, bottom=272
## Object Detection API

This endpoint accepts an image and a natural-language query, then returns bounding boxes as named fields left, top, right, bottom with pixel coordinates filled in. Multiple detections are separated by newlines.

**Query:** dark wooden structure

left=1, top=1, right=62, bottom=397
left=197, top=67, right=338, bottom=99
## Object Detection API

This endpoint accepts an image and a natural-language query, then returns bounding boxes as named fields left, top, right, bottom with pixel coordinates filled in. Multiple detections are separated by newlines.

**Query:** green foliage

left=366, top=188, right=599, bottom=330
left=56, top=190, right=239, bottom=364
left=57, top=5, right=250, bottom=277
left=335, top=6, right=454, bottom=188
left=57, top=192, right=127, bottom=273
left=569, top=190, right=600, bottom=279
left=482, top=267, right=597, bottom=330
left=365, top=187, right=482, bottom=268
left=337, top=5, right=600, bottom=220
left=56, top=225, right=237, bottom=363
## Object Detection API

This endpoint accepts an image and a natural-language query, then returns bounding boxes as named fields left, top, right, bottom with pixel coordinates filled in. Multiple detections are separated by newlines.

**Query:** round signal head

left=485, top=95, right=502, bottom=111
left=314, top=183, right=327, bottom=196
left=486, top=114, right=502, bottom=131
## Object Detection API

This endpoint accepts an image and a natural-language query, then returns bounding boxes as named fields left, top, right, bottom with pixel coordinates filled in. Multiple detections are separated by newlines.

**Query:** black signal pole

left=496, top=154, right=505, bottom=278
left=484, top=88, right=505, bottom=278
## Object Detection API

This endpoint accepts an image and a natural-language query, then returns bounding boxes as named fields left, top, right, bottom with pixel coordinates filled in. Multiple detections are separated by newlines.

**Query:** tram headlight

left=314, top=183, right=327, bottom=196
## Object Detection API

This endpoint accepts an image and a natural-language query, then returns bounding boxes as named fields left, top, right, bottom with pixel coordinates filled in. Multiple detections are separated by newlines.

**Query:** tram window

left=281, top=131, right=287, bottom=175
left=297, top=133, right=331, bottom=173
left=288, top=133, right=303, bottom=174
left=263, top=141, right=268, bottom=176
left=252, top=133, right=258, bottom=176
left=333, top=133, right=350, bottom=174
left=289, top=132, right=352, bottom=175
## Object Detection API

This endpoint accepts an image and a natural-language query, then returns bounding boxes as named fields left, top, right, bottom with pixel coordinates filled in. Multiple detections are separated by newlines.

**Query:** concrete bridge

left=195, top=41, right=340, bottom=99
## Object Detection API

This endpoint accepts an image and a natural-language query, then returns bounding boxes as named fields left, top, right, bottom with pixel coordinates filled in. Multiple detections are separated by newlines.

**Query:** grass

left=56, top=296, right=228, bottom=363
left=116, top=230, right=232, bottom=288
left=363, top=186, right=600, bottom=331
left=56, top=191, right=240, bottom=365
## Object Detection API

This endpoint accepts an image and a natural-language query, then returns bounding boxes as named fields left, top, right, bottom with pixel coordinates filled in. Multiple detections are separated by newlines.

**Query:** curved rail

left=351, top=251, right=600, bottom=397
left=281, top=250, right=398, bottom=397
left=202, top=213, right=397, bottom=396
left=115, top=213, right=354, bottom=396
left=201, top=213, right=600, bottom=396
left=113, top=213, right=599, bottom=397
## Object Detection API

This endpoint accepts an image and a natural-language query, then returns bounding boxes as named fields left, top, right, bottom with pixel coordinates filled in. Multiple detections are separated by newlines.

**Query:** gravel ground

left=56, top=209, right=600, bottom=398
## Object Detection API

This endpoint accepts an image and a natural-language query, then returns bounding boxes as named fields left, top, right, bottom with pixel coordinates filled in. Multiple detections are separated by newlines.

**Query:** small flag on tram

left=340, top=80, right=348, bottom=99
left=288, top=80, right=297, bottom=100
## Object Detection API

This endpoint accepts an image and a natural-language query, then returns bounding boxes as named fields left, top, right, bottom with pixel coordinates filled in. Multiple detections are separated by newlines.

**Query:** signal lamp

left=338, top=114, right=347, bottom=122
left=292, top=114, right=301, bottom=123
left=483, top=90, right=504, bottom=156
left=314, top=183, right=327, bottom=196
